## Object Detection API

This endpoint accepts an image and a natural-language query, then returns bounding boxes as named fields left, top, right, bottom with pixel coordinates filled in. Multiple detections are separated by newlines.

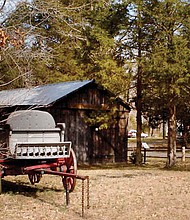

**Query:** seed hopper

left=0, top=110, right=89, bottom=215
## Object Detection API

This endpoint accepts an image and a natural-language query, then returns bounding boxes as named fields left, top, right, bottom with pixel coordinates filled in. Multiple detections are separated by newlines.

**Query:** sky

left=0, top=0, right=31, bottom=23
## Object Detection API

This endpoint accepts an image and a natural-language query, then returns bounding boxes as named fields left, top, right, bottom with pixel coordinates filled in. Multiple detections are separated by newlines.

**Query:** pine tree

left=143, top=0, right=190, bottom=167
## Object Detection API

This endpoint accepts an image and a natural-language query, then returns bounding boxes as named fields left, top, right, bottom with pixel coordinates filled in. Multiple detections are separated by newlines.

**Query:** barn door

left=90, top=127, right=116, bottom=163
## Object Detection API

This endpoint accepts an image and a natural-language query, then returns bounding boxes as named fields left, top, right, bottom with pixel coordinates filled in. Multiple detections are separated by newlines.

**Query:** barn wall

left=48, top=83, right=130, bottom=164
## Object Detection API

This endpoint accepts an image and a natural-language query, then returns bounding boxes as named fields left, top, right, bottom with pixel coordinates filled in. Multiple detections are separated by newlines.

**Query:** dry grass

left=1, top=160, right=190, bottom=220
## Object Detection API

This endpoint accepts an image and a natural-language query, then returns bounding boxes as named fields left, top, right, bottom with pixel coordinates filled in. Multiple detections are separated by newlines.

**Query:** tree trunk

left=166, top=103, right=177, bottom=167
left=135, top=9, right=143, bottom=165
left=136, top=65, right=142, bottom=165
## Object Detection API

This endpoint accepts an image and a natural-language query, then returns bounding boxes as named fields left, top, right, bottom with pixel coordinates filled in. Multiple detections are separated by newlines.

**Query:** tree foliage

left=108, top=0, right=189, bottom=166
left=0, top=0, right=131, bottom=96
left=142, top=0, right=190, bottom=166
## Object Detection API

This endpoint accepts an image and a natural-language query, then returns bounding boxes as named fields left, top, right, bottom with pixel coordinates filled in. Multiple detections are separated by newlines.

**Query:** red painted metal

left=23, top=162, right=60, bottom=171
left=0, top=149, right=80, bottom=190
left=29, top=168, right=88, bottom=180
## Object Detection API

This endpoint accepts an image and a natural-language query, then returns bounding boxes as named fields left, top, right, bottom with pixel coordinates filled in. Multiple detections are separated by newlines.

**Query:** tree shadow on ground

left=1, top=179, right=70, bottom=212
left=79, top=159, right=190, bottom=171
left=1, top=179, right=63, bottom=198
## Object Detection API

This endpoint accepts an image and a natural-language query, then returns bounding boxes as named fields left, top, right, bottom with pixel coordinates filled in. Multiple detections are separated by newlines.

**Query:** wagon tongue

left=24, top=165, right=88, bottom=180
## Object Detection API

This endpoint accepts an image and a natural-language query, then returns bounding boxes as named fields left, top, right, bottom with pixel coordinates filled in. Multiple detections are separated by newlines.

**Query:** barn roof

left=0, top=80, right=94, bottom=107
left=0, top=79, right=130, bottom=110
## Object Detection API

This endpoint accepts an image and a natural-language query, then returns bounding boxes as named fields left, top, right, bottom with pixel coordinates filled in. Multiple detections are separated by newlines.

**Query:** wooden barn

left=0, top=80, right=130, bottom=164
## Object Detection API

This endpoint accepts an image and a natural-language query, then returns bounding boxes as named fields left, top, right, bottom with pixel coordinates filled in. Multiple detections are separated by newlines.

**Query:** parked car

left=128, top=129, right=137, bottom=138
left=128, top=129, right=148, bottom=138
left=141, top=132, right=148, bottom=138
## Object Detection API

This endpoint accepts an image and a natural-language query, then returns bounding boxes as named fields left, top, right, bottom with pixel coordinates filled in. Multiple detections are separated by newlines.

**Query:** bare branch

left=0, top=71, right=31, bottom=87
left=0, top=0, right=6, bottom=12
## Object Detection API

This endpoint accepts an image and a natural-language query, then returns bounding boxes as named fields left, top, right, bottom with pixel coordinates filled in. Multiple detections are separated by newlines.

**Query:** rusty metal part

left=87, top=176, right=90, bottom=209
left=82, top=179, right=84, bottom=217
left=81, top=176, right=90, bottom=217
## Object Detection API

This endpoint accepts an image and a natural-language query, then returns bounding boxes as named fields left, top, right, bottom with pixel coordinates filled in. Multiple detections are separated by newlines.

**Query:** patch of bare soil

left=1, top=162, right=190, bottom=220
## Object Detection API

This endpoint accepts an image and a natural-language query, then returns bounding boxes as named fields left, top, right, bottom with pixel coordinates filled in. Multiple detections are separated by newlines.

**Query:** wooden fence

left=127, top=140, right=190, bottom=163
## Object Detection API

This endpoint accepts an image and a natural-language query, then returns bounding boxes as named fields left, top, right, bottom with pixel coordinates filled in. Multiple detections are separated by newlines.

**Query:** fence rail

left=127, top=147, right=190, bottom=159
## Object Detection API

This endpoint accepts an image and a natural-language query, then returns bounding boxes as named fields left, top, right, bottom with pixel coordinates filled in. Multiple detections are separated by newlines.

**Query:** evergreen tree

left=109, top=0, right=159, bottom=164
left=108, top=0, right=189, bottom=166
left=143, top=0, right=190, bottom=166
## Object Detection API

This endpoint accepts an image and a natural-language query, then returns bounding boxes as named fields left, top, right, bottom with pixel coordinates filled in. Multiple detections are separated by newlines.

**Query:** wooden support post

left=182, top=146, right=186, bottom=162
left=144, top=148, right=147, bottom=164
left=65, top=178, right=70, bottom=207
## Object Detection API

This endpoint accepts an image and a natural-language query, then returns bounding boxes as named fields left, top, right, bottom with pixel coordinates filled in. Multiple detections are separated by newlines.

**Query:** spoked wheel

left=62, top=148, right=77, bottom=193
left=28, top=173, right=42, bottom=185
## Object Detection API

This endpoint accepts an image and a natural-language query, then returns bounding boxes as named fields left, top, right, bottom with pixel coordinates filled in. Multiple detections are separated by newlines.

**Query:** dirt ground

left=1, top=161, right=190, bottom=220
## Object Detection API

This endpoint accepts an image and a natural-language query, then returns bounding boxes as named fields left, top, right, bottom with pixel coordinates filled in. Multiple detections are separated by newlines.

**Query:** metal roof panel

left=0, top=80, right=93, bottom=107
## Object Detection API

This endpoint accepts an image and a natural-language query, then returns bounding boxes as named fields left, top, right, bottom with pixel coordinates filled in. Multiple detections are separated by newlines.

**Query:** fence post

left=182, top=146, right=186, bottom=162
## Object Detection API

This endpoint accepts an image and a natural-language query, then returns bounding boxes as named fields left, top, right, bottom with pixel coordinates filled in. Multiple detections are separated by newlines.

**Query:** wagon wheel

left=62, top=148, right=77, bottom=193
left=28, top=173, right=42, bottom=185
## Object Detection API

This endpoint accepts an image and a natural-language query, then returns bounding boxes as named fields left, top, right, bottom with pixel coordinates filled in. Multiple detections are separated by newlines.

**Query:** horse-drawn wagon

left=0, top=110, right=89, bottom=215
